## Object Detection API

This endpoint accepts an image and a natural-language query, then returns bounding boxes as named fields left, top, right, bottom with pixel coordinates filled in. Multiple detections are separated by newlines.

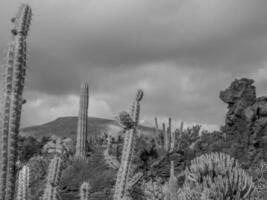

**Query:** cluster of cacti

left=79, top=182, right=91, bottom=200
left=75, top=83, right=89, bottom=160
left=181, top=152, right=255, bottom=200
left=247, top=160, right=267, bottom=200
left=153, top=118, right=183, bottom=153
left=0, top=4, right=32, bottom=200
left=42, top=156, right=63, bottom=200
left=143, top=178, right=167, bottom=200
left=16, top=166, right=30, bottom=200
left=113, top=89, right=144, bottom=200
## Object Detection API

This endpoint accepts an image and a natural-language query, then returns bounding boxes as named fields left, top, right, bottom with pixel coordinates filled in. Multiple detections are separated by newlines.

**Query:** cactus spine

left=113, top=89, right=144, bottom=200
left=75, top=83, right=89, bottom=160
left=80, top=182, right=91, bottom=200
left=16, top=166, right=30, bottom=200
left=0, top=4, right=32, bottom=200
left=42, top=157, right=62, bottom=200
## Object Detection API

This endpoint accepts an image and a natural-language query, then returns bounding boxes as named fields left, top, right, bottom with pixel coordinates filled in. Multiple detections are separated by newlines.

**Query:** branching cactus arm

left=103, top=148, right=120, bottom=170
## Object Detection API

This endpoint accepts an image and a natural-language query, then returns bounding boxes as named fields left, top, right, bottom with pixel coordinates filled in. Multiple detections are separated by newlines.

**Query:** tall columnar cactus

left=154, top=117, right=159, bottom=129
left=43, top=157, right=62, bottom=200
left=169, top=118, right=176, bottom=152
left=80, top=182, right=91, bottom=200
left=0, top=4, right=32, bottom=200
left=113, top=89, right=144, bottom=200
left=168, top=161, right=178, bottom=200
left=16, top=166, right=30, bottom=200
left=180, top=121, right=183, bottom=133
left=47, top=156, right=62, bottom=187
left=75, top=83, right=89, bottom=160
left=163, top=122, right=169, bottom=152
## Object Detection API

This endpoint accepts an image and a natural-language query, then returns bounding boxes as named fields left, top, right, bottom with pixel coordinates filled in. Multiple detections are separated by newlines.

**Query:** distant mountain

left=20, top=116, right=156, bottom=140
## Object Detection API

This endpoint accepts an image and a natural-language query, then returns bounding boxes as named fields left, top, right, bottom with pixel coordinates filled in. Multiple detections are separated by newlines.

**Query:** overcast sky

left=1, top=0, right=267, bottom=130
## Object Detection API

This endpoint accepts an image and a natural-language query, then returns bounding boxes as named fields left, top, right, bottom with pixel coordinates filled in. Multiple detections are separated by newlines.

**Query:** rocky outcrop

left=220, top=78, right=267, bottom=162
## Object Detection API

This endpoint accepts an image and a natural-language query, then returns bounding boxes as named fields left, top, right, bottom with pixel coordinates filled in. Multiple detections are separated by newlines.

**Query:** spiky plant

left=181, top=152, right=255, bottom=200
left=75, top=83, right=89, bottom=160
left=0, top=4, right=32, bottom=200
left=113, top=89, right=144, bottom=200
left=80, top=182, right=91, bottom=200
left=16, top=166, right=30, bottom=200
left=47, top=156, right=62, bottom=187
left=143, top=178, right=167, bottom=200
left=168, top=161, right=178, bottom=200
left=42, top=157, right=63, bottom=200
left=42, top=184, right=60, bottom=200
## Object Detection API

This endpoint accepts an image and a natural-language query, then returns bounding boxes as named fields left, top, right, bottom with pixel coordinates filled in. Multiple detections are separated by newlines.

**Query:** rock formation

left=220, top=78, right=267, bottom=162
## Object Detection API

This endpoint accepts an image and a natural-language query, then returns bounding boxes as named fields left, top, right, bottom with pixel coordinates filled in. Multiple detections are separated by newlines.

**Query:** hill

left=20, top=116, right=155, bottom=140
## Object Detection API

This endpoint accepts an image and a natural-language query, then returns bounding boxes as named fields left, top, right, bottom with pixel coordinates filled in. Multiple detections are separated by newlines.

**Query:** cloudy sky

left=1, top=0, right=267, bottom=130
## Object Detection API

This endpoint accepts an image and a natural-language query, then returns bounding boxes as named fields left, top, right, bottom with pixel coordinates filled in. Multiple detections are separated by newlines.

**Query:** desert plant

left=143, top=177, right=167, bottom=200
left=0, top=4, right=32, bottom=200
left=80, top=182, right=91, bottom=200
left=182, top=152, right=255, bottom=200
left=247, top=160, right=267, bottom=200
left=113, top=89, right=144, bottom=200
left=75, top=83, right=89, bottom=160
left=42, top=184, right=60, bottom=200
left=42, top=157, right=63, bottom=200
left=16, top=166, right=30, bottom=200
left=168, top=161, right=178, bottom=200
left=46, top=156, right=62, bottom=187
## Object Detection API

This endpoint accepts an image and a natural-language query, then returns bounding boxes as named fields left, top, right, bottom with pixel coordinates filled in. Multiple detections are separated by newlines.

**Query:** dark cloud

left=1, top=0, right=267, bottom=129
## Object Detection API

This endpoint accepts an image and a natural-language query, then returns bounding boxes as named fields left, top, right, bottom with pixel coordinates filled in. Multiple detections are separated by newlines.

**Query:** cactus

left=103, top=134, right=120, bottom=169
left=182, top=152, right=255, bottom=200
left=180, top=121, right=184, bottom=133
left=127, top=172, right=143, bottom=188
left=42, top=185, right=60, bottom=200
left=103, top=148, right=120, bottom=170
left=154, top=118, right=159, bottom=129
left=42, top=157, right=62, bottom=200
left=75, top=83, right=89, bottom=160
left=47, top=156, right=62, bottom=187
left=80, top=182, right=91, bottom=200
left=16, top=166, right=30, bottom=200
left=113, top=89, right=144, bottom=200
left=143, top=178, right=168, bottom=200
left=0, top=4, right=32, bottom=200
left=168, top=118, right=176, bottom=152
left=162, top=123, right=169, bottom=152
left=168, top=161, right=178, bottom=200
